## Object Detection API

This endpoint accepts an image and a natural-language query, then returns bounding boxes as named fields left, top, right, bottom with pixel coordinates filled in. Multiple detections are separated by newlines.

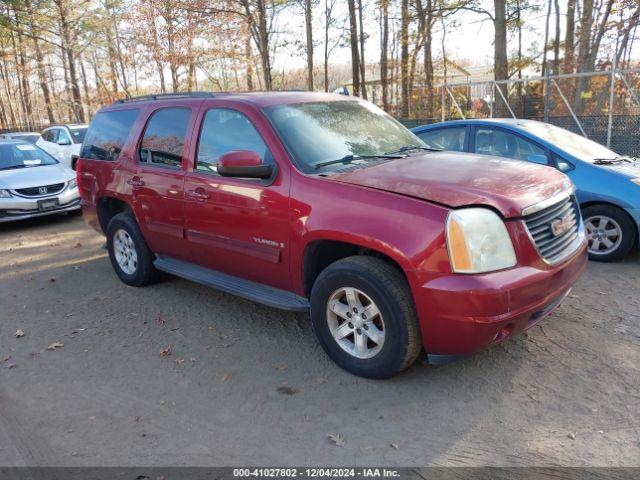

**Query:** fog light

left=493, top=324, right=514, bottom=343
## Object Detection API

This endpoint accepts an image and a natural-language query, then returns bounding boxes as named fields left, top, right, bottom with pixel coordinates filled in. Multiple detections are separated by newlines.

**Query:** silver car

left=0, top=140, right=80, bottom=223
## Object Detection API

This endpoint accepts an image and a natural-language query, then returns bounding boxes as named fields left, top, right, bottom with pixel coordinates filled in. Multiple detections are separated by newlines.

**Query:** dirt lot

left=1, top=215, right=639, bottom=467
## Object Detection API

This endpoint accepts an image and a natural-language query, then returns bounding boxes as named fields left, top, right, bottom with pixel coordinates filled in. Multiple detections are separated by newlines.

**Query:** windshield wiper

left=0, top=164, right=27, bottom=171
left=314, top=153, right=403, bottom=170
left=593, top=157, right=633, bottom=165
left=384, top=145, right=441, bottom=155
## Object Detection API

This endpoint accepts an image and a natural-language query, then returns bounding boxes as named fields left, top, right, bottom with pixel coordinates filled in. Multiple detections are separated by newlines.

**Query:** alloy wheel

left=113, top=229, right=138, bottom=275
left=326, top=287, right=385, bottom=359
left=585, top=215, right=623, bottom=256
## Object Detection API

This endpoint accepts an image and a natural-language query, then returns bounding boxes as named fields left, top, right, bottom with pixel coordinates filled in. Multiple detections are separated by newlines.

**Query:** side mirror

left=71, top=155, right=79, bottom=171
left=218, top=150, right=274, bottom=179
left=58, top=138, right=71, bottom=146
left=527, top=154, right=549, bottom=165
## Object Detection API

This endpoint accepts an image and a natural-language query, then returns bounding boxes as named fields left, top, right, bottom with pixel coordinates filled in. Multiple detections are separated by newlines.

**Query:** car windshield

left=519, top=122, right=621, bottom=162
left=263, top=100, right=427, bottom=172
left=0, top=142, right=58, bottom=170
left=70, top=127, right=88, bottom=143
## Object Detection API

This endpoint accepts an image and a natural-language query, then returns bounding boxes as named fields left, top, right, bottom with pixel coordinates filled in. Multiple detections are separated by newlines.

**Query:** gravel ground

left=1, top=215, right=639, bottom=467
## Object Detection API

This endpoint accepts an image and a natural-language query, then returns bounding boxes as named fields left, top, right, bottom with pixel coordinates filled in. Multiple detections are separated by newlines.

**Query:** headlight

left=0, top=189, right=11, bottom=198
left=631, top=178, right=640, bottom=186
left=68, top=179, right=78, bottom=189
left=446, top=208, right=517, bottom=273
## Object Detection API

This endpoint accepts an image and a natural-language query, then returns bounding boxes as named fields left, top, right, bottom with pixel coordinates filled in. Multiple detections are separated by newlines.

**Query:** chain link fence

left=400, top=68, right=640, bottom=157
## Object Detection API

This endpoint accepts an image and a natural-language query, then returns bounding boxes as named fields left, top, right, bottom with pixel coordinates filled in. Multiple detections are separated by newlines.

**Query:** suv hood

left=330, top=152, right=571, bottom=218
left=0, top=164, right=74, bottom=190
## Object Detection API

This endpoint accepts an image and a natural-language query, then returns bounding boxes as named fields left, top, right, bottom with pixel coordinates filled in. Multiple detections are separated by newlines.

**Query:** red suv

left=77, top=92, right=587, bottom=378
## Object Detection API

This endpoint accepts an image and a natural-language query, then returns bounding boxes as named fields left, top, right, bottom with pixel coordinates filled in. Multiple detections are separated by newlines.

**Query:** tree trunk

left=357, top=0, right=367, bottom=99
left=380, top=0, right=389, bottom=111
left=304, top=0, right=314, bottom=91
left=56, top=0, right=85, bottom=122
left=400, top=0, right=410, bottom=117
left=493, top=0, right=509, bottom=116
left=324, top=0, right=330, bottom=92
left=246, top=32, right=254, bottom=91
left=553, top=0, right=560, bottom=74
left=347, top=0, right=360, bottom=96
left=26, top=2, right=55, bottom=124
left=541, top=0, right=552, bottom=77
left=563, top=0, right=575, bottom=73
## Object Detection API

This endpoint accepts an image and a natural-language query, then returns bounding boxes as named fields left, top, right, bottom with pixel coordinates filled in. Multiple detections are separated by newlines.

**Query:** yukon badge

left=551, top=212, right=572, bottom=237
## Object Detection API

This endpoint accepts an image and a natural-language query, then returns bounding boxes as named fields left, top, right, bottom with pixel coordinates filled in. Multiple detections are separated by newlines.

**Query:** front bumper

left=413, top=241, right=588, bottom=356
left=0, top=187, right=80, bottom=223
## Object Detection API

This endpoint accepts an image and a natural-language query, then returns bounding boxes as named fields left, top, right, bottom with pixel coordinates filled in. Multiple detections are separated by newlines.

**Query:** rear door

left=182, top=103, right=292, bottom=290
left=128, top=106, right=196, bottom=259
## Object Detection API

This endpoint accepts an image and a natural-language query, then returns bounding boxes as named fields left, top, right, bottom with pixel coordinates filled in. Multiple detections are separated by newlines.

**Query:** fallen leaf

left=568, top=432, right=576, bottom=440
left=159, top=346, right=172, bottom=357
left=156, top=316, right=166, bottom=326
left=528, top=394, right=538, bottom=402
left=47, top=342, right=64, bottom=350
left=390, top=443, right=399, bottom=449
left=221, top=372, right=230, bottom=382
left=275, top=365, right=288, bottom=373
left=207, top=326, right=216, bottom=331
left=314, top=376, right=328, bottom=385
left=277, top=385, right=298, bottom=395
left=1, top=354, right=11, bottom=363
left=49, top=277, right=56, bottom=283
left=174, top=358, right=185, bottom=365
left=4, top=362, right=16, bottom=369
left=74, top=242, right=82, bottom=248
left=328, top=434, right=345, bottom=447
left=14, top=329, right=24, bottom=338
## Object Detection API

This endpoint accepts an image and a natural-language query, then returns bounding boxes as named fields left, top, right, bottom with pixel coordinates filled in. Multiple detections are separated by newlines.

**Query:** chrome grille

left=14, top=183, right=65, bottom=197
left=524, top=195, right=581, bottom=264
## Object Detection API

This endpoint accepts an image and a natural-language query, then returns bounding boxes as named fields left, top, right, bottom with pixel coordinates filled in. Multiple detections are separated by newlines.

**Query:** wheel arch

left=580, top=200, right=639, bottom=248
left=96, top=196, right=134, bottom=234
left=301, top=236, right=413, bottom=298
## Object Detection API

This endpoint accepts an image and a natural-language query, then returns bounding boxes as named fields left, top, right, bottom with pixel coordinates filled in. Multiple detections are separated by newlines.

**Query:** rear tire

left=310, top=256, right=422, bottom=378
left=583, top=204, right=635, bottom=262
left=106, top=212, right=157, bottom=286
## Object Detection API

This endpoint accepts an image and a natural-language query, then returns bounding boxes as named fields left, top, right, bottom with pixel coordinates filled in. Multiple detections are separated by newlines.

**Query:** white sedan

left=0, top=140, right=80, bottom=222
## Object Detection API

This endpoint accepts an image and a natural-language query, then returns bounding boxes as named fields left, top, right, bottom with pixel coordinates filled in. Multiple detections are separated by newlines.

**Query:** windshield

left=0, top=142, right=58, bottom=170
left=520, top=122, right=620, bottom=162
left=264, top=100, right=426, bottom=172
left=70, top=127, right=88, bottom=143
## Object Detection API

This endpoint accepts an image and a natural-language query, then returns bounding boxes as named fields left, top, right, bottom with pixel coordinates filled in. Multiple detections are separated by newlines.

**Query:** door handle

left=127, top=176, right=145, bottom=188
left=187, top=188, right=210, bottom=201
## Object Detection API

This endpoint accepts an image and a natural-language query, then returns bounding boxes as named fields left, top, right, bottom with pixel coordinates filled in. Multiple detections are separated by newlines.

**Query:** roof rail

left=112, top=91, right=215, bottom=104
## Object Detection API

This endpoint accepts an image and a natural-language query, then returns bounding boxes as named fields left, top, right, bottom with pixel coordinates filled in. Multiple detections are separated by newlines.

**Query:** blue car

left=412, top=119, right=640, bottom=261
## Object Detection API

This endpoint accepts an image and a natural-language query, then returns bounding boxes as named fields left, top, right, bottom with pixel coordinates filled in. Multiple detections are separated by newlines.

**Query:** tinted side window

left=416, top=127, right=466, bottom=151
left=474, top=127, right=547, bottom=162
left=82, top=109, right=140, bottom=161
left=139, top=108, right=190, bottom=168
left=196, top=109, right=272, bottom=174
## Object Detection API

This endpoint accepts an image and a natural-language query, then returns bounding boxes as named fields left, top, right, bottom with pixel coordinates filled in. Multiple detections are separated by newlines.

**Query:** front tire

left=310, top=256, right=422, bottom=378
left=583, top=205, right=635, bottom=262
left=106, top=212, right=157, bottom=286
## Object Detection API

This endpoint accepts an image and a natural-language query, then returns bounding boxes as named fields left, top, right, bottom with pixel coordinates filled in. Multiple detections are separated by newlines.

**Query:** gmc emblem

left=551, top=213, right=572, bottom=237
left=38, top=186, right=48, bottom=195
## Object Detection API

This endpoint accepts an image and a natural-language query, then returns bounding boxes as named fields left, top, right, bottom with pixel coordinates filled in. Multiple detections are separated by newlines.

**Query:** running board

left=154, top=256, right=310, bottom=312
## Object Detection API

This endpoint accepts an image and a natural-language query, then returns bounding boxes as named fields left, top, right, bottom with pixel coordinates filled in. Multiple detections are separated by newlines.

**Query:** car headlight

left=446, top=208, right=517, bottom=273
left=68, top=178, right=77, bottom=189
left=0, top=189, right=11, bottom=198
left=631, top=178, right=640, bottom=186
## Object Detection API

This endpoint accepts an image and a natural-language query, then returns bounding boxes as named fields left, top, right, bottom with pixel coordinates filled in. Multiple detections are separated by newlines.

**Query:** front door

left=183, top=105, right=291, bottom=291
left=129, top=106, right=193, bottom=259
